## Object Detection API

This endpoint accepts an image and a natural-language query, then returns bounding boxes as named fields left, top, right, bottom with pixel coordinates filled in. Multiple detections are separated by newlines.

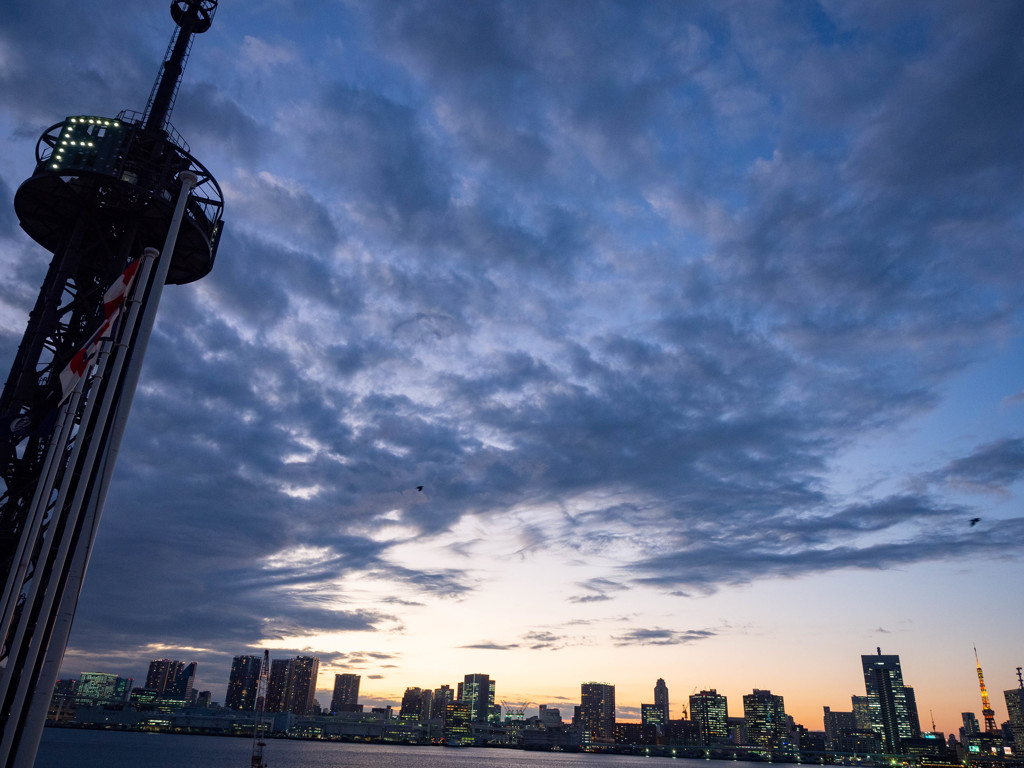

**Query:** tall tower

left=862, top=648, right=914, bottom=754
left=331, top=672, right=361, bottom=713
left=0, top=3, right=223, bottom=765
left=226, top=655, right=265, bottom=712
left=1005, top=668, right=1024, bottom=745
left=690, top=689, right=729, bottom=746
left=743, top=689, right=788, bottom=750
left=654, top=677, right=670, bottom=723
left=580, top=681, right=616, bottom=743
left=284, top=656, right=320, bottom=716
left=462, top=673, right=496, bottom=723
left=974, top=646, right=998, bottom=733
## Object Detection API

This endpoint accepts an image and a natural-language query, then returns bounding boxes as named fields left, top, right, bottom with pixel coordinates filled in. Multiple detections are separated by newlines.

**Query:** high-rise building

left=904, top=686, right=921, bottom=737
left=420, top=688, right=435, bottom=720
left=434, top=684, right=454, bottom=716
left=961, top=712, right=981, bottom=739
left=266, top=659, right=290, bottom=713
left=580, top=682, right=616, bottom=743
left=690, top=689, right=729, bottom=746
left=539, top=705, right=563, bottom=726
left=167, top=662, right=197, bottom=701
left=642, top=703, right=667, bottom=731
left=462, top=674, right=496, bottom=724
left=851, top=695, right=872, bottom=729
left=331, top=673, right=361, bottom=713
left=145, top=660, right=182, bottom=693
left=225, top=655, right=263, bottom=711
left=443, top=700, right=472, bottom=746
left=75, top=673, right=133, bottom=707
left=400, top=687, right=424, bottom=720
left=144, top=659, right=195, bottom=701
left=654, top=678, right=670, bottom=723
left=263, top=656, right=319, bottom=715
left=862, top=649, right=915, bottom=754
left=1004, top=686, right=1024, bottom=744
left=285, top=656, right=320, bottom=716
left=823, top=706, right=858, bottom=749
left=743, top=689, right=787, bottom=749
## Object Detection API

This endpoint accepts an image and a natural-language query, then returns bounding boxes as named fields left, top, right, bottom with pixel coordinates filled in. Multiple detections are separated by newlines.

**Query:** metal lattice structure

left=974, top=646, right=998, bottom=734
left=0, top=3, right=223, bottom=765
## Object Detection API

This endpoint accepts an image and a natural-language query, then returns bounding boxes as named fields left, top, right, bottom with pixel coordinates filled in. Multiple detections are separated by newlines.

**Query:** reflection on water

left=37, top=729, right=790, bottom=768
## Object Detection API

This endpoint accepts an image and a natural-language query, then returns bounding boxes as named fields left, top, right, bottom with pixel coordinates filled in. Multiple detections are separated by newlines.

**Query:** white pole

left=96, top=171, right=198, bottom=492
left=11, top=247, right=161, bottom=761
left=0, top=340, right=116, bottom=764
left=0, top=390, right=79, bottom=649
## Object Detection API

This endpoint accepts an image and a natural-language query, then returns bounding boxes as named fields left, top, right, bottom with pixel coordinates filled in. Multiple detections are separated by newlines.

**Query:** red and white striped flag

left=102, top=258, right=140, bottom=317
left=57, top=259, right=140, bottom=404
left=57, top=309, right=122, bottom=403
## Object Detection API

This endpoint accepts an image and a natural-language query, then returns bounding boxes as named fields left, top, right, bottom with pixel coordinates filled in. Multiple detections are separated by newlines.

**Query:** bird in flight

left=417, top=486, right=424, bottom=492
left=969, top=517, right=981, bottom=527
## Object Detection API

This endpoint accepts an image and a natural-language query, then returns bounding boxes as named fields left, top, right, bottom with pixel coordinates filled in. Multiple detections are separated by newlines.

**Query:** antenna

left=143, top=1, right=219, bottom=134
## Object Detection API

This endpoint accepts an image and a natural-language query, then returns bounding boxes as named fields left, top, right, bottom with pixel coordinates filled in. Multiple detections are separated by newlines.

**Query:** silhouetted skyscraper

left=743, top=689, right=787, bottom=749
left=642, top=703, right=666, bottom=731
left=434, top=684, right=454, bottom=717
left=144, top=659, right=194, bottom=700
left=823, top=706, right=857, bottom=750
left=961, top=712, right=981, bottom=739
left=1004, top=685, right=1024, bottom=744
left=851, top=695, right=872, bottom=730
left=331, top=673, right=360, bottom=713
left=145, top=659, right=183, bottom=693
left=654, top=678, right=670, bottom=723
left=462, top=673, right=496, bottom=724
left=225, top=655, right=263, bottom=711
left=266, top=659, right=290, bottom=713
left=75, top=673, right=132, bottom=706
left=580, top=682, right=616, bottom=743
left=904, top=685, right=921, bottom=737
left=862, top=649, right=914, bottom=754
left=400, top=687, right=424, bottom=719
left=285, top=656, right=319, bottom=716
left=690, top=689, right=729, bottom=746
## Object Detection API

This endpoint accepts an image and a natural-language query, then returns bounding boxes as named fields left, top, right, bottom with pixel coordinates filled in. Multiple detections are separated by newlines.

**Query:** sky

left=1, top=0, right=1023, bottom=736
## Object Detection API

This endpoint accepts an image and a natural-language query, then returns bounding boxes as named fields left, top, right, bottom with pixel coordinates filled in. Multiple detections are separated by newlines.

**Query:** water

left=35, top=729, right=776, bottom=768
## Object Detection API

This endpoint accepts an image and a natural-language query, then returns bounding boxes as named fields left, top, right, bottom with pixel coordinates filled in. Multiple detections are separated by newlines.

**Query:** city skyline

left=57, top=644, right=1023, bottom=738
left=1, top=0, right=1022, bottom=747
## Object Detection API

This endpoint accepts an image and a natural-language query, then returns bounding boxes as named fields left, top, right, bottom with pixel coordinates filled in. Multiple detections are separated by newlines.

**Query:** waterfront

left=36, top=729, right=785, bottom=768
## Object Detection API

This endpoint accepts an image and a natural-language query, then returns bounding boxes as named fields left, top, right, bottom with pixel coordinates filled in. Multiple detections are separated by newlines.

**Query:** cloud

left=1, top=0, right=1022, bottom=704
left=612, top=628, right=716, bottom=647
left=457, top=642, right=521, bottom=651
left=926, top=437, right=1024, bottom=494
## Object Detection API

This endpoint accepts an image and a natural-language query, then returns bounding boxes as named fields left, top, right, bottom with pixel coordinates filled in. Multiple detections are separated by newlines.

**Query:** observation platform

left=13, top=113, right=224, bottom=285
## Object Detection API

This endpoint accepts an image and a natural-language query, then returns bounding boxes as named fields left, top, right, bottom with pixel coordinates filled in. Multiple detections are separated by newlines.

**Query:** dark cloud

left=0, top=0, right=1021, bottom=698
left=612, top=628, right=716, bottom=647
left=629, top=507, right=1024, bottom=592
left=458, top=642, right=520, bottom=651
left=927, top=437, right=1024, bottom=494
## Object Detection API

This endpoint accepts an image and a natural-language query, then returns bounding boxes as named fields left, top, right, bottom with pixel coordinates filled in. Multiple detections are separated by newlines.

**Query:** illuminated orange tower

left=974, top=645, right=998, bottom=733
